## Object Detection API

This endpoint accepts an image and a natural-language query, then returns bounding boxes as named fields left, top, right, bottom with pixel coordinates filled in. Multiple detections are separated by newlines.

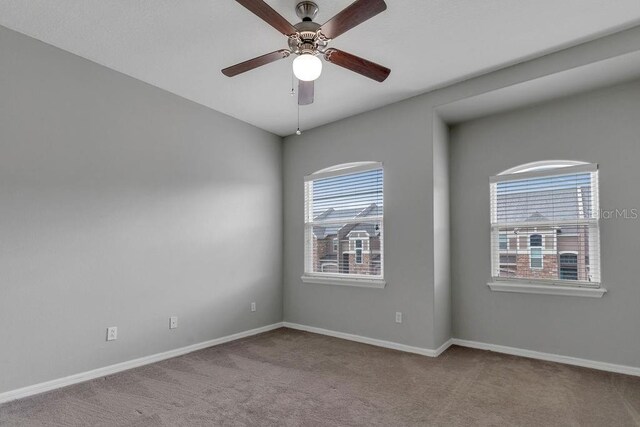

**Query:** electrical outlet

left=250, top=302, right=256, bottom=312
left=395, top=312, right=402, bottom=324
left=169, top=316, right=178, bottom=329
left=106, top=326, right=118, bottom=341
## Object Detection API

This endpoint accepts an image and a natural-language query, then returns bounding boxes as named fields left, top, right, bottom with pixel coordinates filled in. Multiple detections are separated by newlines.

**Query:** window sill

left=487, top=281, right=606, bottom=298
left=301, top=275, right=386, bottom=289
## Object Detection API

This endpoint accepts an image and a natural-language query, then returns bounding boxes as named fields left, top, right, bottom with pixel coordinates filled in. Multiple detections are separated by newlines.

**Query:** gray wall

left=450, top=80, right=640, bottom=367
left=282, top=96, right=437, bottom=349
left=433, top=115, right=451, bottom=347
left=0, top=26, right=282, bottom=393
left=283, top=26, right=640, bottom=357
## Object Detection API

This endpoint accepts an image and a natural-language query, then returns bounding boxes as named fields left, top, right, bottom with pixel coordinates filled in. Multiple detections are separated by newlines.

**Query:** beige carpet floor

left=1, top=328, right=639, bottom=426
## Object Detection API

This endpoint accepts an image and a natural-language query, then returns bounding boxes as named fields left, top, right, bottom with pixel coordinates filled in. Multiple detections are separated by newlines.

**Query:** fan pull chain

left=294, top=73, right=302, bottom=135
left=296, top=101, right=302, bottom=135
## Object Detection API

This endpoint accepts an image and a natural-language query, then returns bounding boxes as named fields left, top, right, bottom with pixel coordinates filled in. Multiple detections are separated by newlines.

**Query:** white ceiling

left=1, top=1, right=640, bottom=136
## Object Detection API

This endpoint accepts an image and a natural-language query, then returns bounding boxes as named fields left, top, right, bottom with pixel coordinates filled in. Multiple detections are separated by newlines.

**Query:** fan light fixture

left=293, top=54, right=322, bottom=81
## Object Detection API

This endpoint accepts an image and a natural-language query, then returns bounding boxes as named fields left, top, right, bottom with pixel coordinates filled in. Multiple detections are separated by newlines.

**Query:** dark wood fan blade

left=235, top=0, right=297, bottom=35
left=324, top=48, right=390, bottom=82
left=319, top=0, right=387, bottom=40
left=222, top=50, right=290, bottom=77
left=298, top=80, right=314, bottom=105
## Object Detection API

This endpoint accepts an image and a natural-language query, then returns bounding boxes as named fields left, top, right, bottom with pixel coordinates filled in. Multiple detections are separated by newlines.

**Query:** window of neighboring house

left=355, top=239, right=363, bottom=264
left=529, top=234, right=543, bottom=269
left=559, top=253, right=578, bottom=280
left=303, top=162, right=384, bottom=286
left=490, top=161, right=601, bottom=287
left=499, top=233, right=508, bottom=250
left=499, top=254, right=517, bottom=277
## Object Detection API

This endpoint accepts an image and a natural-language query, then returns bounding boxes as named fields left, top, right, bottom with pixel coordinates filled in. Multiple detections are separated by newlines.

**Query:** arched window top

left=312, top=161, right=380, bottom=175
left=491, top=160, right=597, bottom=184
left=499, top=160, right=589, bottom=176
left=529, top=234, right=543, bottom=247
left=306, top=161, right=382, bottom=181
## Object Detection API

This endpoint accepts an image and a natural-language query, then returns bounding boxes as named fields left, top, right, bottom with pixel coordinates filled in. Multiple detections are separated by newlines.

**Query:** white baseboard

left=452, top=338, right=640, bottom=377
left=433, top=338, right=454, bottom=357
left=283, top=322, right=639, bottom=377
left=4, top=323, right=637, bottom=405
left=0, top=322, right=284, bottom=405
left=283, top=322, right=452, bottom=357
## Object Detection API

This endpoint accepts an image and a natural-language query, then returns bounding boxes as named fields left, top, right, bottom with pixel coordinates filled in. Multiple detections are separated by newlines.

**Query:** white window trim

left=487, top=281, right=606, bottom=298
left=302, top=274, right=386, bottom=288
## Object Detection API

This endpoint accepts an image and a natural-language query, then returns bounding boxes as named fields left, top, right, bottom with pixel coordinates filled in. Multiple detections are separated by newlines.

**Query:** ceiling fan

left=222, top=0, right=390, bottom=106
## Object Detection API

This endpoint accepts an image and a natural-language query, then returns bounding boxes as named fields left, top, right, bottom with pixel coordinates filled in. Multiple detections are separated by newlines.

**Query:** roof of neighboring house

left=497, top=186, right=592, bottom=223
left=347, top=222, right=378, bottom=237
left=313, top=203, right=381, bottom=239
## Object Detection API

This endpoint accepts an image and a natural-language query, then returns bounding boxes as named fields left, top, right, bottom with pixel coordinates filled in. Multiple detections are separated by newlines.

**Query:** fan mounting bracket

left=295, top=1, right=319, bottom=22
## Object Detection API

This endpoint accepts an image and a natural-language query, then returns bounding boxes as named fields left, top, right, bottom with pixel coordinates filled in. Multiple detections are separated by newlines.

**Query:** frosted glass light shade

left=293, top=54, right=322, bottom=81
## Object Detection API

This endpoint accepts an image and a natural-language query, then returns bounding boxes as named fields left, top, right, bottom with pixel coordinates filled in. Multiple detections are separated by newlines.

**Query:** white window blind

left=304, top=163, right=383, bottom=280
left=490, top=162, right=600, bottom=287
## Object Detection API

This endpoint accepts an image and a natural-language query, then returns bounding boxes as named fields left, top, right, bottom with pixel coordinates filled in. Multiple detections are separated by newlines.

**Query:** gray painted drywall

left=0, top=26, right=282, bottom=393
left=283, top=96, right=436, bottom=349
left=450, top=80, right=640, bottom=367
left=283, top=26, right=640, bottom=358
left=433, top=115, right=451, bottom=348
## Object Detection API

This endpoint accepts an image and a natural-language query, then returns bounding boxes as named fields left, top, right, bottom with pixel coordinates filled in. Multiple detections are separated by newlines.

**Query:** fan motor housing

left=289, top=21, right=326, bottom=55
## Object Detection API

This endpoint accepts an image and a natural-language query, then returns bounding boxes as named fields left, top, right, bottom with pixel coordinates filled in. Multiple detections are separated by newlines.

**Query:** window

left=355, top=239, right=363, bottom=264
left=303, top=162, right=384, bottom=286
left=499, top=254, right=517, bottom=277
left=499, top=234, right=508, bottom=250
left=529, top=234, right=542, bottom=247
left=559, top=253, right=578, bottom=280
left=490, top=161, right=600, bottom=287
left=529, top=234, right=543, bottom=269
